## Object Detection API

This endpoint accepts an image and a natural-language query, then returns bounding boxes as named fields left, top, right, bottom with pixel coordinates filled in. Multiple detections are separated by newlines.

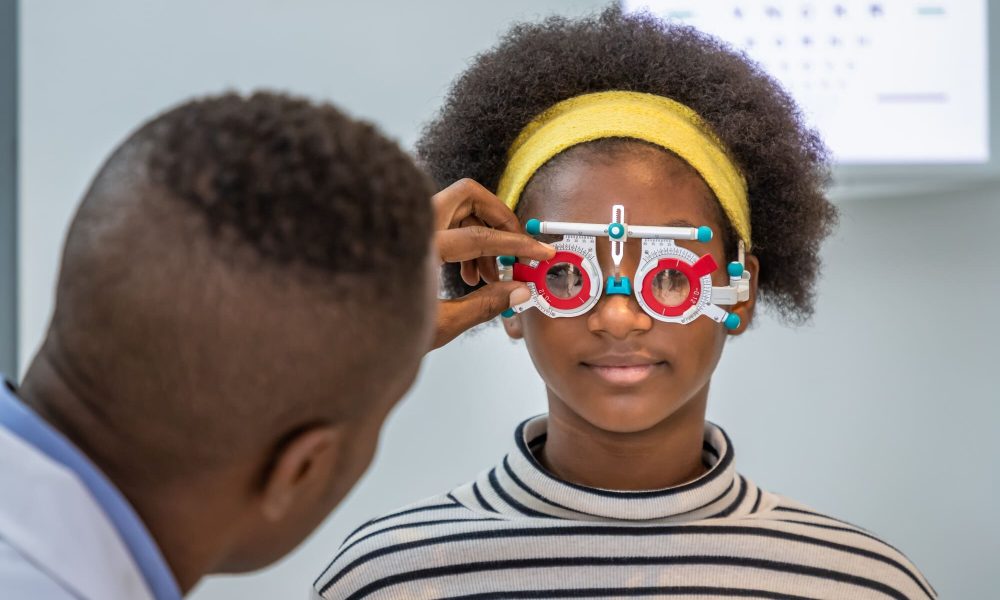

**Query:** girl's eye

left=545, top=263, right=584, bottom=299
left=652, top=268, right=690, bottom=307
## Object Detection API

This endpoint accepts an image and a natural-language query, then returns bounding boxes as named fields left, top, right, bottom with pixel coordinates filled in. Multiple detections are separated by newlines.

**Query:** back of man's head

left=19, top=91, right=437, bottom=576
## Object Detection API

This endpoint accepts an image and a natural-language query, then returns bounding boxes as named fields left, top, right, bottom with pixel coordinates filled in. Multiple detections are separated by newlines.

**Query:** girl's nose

left=587, top=280, right=653, bottom=339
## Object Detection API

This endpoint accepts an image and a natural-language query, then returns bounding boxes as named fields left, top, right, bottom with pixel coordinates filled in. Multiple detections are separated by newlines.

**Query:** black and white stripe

left=315, top=416, right=935, bottom=600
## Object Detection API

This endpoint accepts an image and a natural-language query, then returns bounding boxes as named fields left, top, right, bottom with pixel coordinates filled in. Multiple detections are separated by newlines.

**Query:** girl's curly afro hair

left=418, top=7, right=837, bottom=324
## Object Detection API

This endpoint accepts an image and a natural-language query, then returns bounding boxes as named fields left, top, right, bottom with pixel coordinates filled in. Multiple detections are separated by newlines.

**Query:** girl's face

left=504, top=144, right=758, bottom=434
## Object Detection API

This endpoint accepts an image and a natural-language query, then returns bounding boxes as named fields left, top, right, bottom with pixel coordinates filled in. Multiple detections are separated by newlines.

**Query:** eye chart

left=621, top=1, right=989, bottom=164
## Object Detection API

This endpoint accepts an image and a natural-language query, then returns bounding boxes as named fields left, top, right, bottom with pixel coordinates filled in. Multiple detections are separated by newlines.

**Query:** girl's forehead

left=521, top=149, right=721, bottom=228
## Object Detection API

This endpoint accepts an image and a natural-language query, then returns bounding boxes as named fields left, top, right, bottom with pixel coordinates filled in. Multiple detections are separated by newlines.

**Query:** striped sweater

left=314, top=416, right=935, bottom=600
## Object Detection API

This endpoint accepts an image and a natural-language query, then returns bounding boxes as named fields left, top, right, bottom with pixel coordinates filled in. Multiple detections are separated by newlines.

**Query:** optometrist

left=0, top=93, right=548, bottom=600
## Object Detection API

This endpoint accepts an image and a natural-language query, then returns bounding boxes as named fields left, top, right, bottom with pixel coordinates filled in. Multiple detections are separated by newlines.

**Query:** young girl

left=314, top=8, right=935, bottom=599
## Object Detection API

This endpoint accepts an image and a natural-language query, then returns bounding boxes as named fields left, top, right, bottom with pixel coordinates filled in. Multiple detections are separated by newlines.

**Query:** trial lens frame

left=498, top=205, right=751, bottom=329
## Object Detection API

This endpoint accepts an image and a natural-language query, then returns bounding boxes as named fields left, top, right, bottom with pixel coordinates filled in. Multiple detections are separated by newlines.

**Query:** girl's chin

left=570, top=397, right=683, bottom=435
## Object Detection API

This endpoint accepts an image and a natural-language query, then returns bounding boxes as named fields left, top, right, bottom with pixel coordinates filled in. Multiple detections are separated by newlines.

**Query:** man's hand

left=432, top=179, right=555, bottom=349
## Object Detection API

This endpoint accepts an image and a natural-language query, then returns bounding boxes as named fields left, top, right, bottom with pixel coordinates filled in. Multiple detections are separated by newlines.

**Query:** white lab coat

left=0, top=424, right=155, bottom=599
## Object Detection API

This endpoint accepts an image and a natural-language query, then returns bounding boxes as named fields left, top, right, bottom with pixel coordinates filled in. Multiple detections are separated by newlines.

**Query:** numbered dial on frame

left=634, top=238, right=719, bottom=324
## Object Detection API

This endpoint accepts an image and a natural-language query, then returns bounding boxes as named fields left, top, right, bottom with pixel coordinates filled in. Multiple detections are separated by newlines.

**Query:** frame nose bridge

left=592, top=240, right=641, bottom=313
left=595, top=235, right=643, bottom=288
left=596, top=282, right=644, bottom=313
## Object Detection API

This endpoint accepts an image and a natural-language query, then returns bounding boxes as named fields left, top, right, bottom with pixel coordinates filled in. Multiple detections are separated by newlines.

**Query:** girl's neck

left=537, top=385, right=710, bottom=491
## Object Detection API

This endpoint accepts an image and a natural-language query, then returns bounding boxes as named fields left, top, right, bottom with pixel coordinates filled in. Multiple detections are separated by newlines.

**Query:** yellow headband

left=495, top=91, right=751, bottom=248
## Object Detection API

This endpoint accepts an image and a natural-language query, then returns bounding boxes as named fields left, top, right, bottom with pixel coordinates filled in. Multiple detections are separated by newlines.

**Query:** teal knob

left=499, top=255, right=516, bottom=266
left=608, top=223, right=625, bottom=240
left=697, top=226, right=713, bottom=243
left=727, top=262, right=744, bottom=278
left=724, top=313, right=741, bottom=330
left=526, top=219, right=542, bottom=235
left=605, top=275, right=632, bottom=296
left=501, top=308, right=516, bottom=318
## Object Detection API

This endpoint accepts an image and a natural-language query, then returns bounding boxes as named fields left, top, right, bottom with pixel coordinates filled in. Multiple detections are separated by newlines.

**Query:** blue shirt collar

left=0, top=378, right=183, bottom=600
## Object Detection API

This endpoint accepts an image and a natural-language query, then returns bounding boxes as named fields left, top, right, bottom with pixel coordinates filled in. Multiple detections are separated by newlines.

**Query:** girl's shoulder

left=736, top=490, right=937, bottom=598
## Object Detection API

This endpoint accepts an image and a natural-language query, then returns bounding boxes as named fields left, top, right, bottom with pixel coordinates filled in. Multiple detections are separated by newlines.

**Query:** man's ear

left=502, top=313, right=524, bottom=340
left=259, top=424, right=344, bottom=522
left=728, top=254, right=759, bottom=336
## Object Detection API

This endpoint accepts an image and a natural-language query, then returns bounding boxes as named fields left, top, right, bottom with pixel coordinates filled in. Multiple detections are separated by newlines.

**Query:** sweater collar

left=483, top=415, right=748, bottom=521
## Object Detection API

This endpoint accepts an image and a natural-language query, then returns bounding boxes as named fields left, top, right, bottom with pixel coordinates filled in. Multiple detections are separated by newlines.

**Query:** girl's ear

left=502, top=313, right=525, bottom=339
left=727, top=254, right=759, bottom=336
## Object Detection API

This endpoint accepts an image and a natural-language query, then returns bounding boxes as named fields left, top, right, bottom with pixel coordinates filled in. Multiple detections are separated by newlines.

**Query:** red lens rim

left=639, top=253, right=718, bottom=317
left=512, top=251, right=594, bottom=311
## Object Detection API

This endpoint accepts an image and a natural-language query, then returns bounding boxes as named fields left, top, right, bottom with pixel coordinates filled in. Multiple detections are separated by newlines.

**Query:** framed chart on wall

left=621, top=1, right=992, bottom=181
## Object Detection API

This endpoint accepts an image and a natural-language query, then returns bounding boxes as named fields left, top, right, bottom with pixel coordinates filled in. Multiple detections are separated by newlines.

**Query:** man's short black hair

left=145, top=91, right=433, bottom=287
left=419, top=7, right=837, bottom=323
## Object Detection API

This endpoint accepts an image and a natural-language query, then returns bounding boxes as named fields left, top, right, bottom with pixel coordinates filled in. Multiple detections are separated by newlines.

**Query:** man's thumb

left=433, top=282, right=531, bottom=349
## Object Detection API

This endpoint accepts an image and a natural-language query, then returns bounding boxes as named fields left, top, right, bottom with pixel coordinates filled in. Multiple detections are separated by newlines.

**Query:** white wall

left=18, top=2, right=998, bottom=598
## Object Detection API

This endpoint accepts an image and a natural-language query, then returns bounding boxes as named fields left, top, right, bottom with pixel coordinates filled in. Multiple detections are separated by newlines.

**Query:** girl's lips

left=584, top=362, right=664, bottom=385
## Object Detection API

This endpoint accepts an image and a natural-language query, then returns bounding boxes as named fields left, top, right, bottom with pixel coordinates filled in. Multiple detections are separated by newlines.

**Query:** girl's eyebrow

left=660, top=218, right=698, bottom=228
